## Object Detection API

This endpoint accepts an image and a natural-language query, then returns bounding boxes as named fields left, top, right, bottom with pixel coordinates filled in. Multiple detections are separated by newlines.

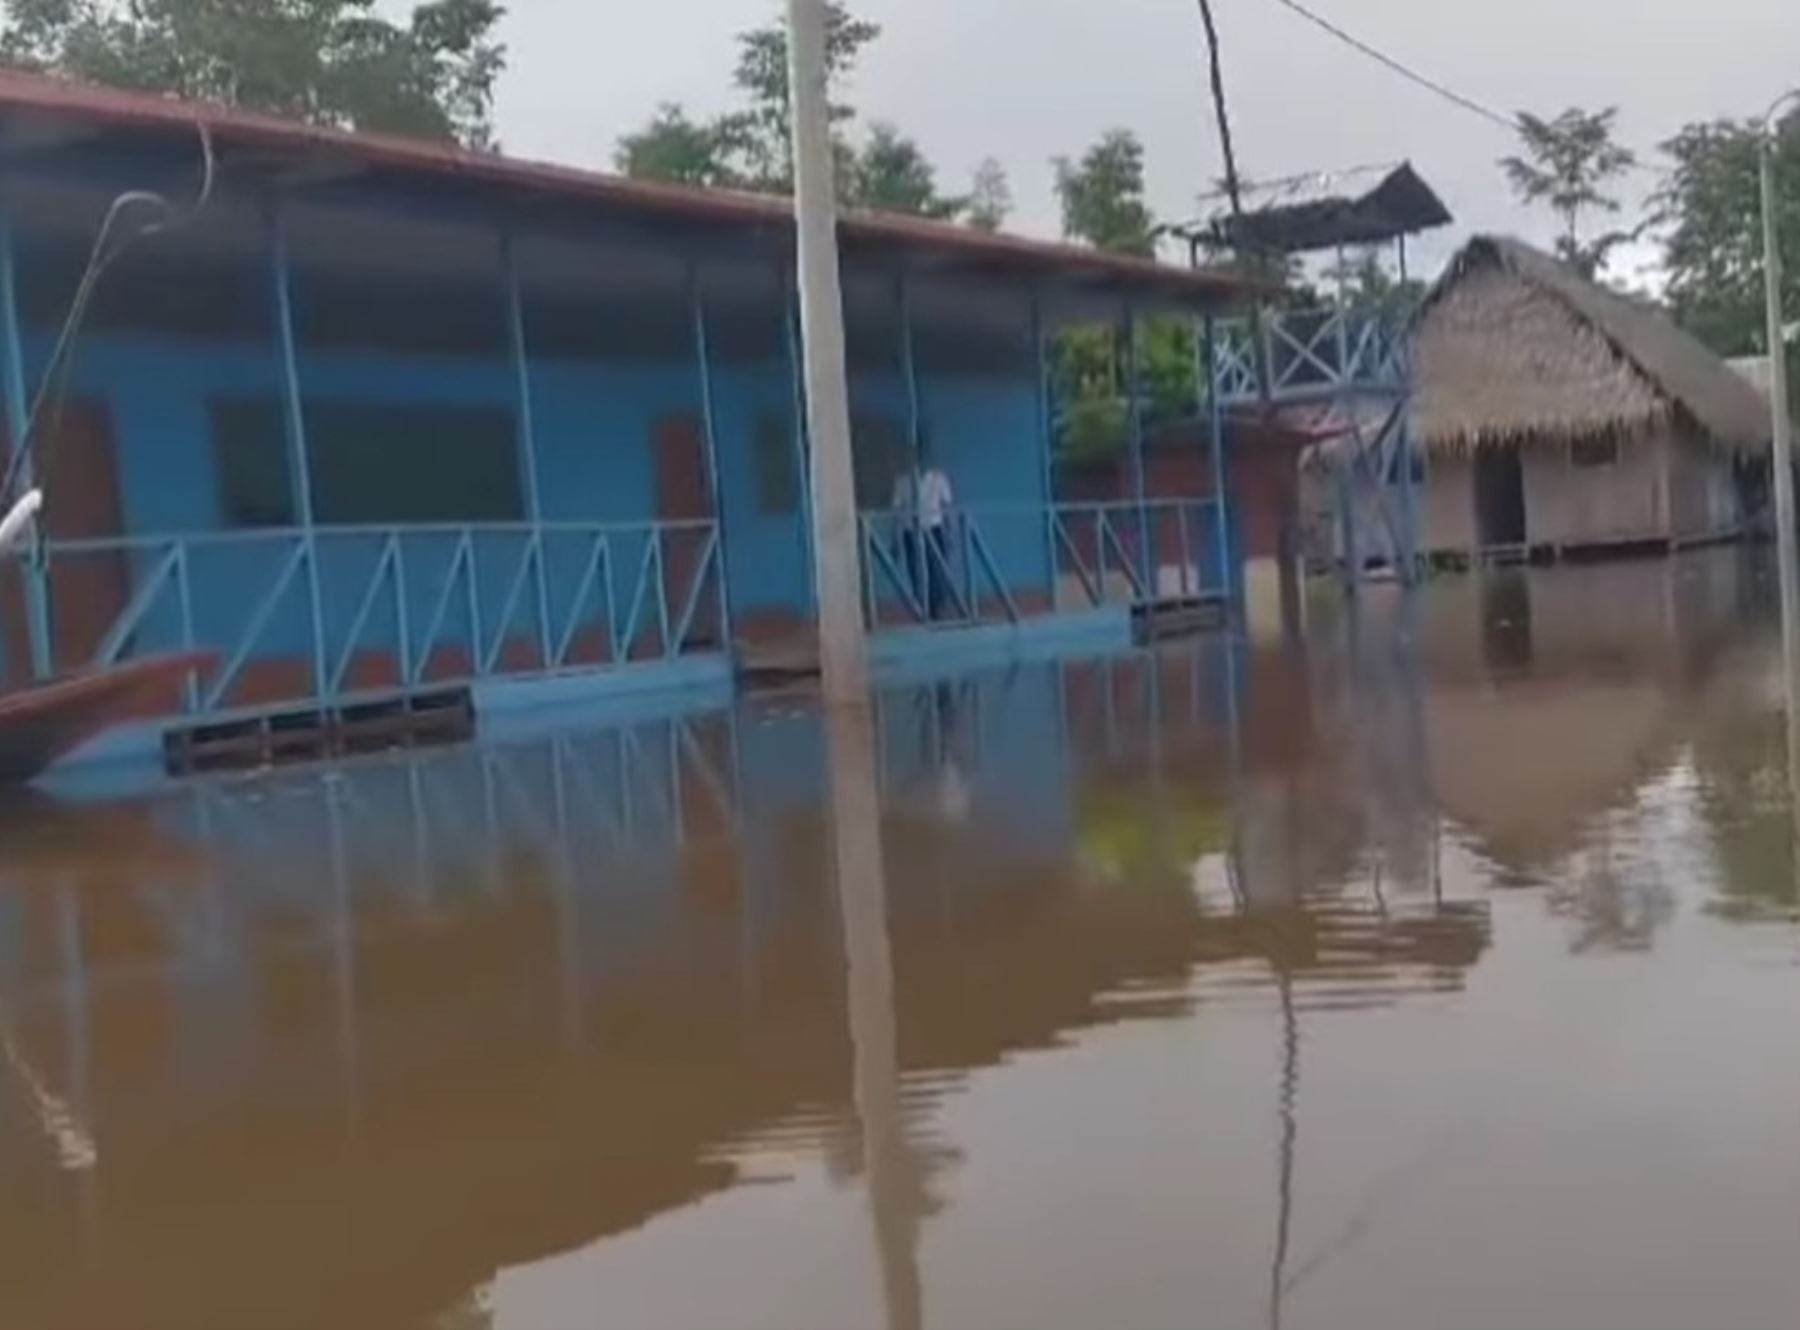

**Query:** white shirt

left=892, top=467, right=954, bottom=529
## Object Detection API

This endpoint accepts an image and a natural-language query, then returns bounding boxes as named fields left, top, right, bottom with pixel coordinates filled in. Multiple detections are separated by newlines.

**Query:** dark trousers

left=901, top=523, right=954, bottom=620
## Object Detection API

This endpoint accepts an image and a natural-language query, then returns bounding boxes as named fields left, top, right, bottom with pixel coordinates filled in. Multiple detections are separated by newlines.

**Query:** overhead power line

left=1265, top=0, right=1518, bottom=133
left=1263, top=0, right=1660, bottom=177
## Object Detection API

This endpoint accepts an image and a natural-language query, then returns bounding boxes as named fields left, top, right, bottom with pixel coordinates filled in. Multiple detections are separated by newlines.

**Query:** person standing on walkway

left=892, top=442, right=956, bottom=620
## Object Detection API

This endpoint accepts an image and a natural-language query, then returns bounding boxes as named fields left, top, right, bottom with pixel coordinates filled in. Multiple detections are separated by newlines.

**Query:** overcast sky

left=489, top=0, right=1797, bottom=279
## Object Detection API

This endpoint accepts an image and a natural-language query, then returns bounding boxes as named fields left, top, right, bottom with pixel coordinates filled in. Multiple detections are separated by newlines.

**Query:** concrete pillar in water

left=787, top=0, right=869, bottom=703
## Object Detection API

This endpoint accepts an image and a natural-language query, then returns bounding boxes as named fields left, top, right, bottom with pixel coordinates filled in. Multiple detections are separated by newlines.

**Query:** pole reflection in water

left=822, top=699, right=921, bottom=1330
left=1784, top=582, right=1800, bottom=889
left=1268, top=970, right=1298, bottom=1330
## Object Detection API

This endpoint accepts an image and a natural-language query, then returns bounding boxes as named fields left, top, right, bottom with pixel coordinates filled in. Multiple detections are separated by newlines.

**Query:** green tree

left=614, top=5, right=994, bottom=226
left=849, top=122, right=958, bottom=218
left=1051, top=317, right=1202, bottom=463
left=1656, top=114, right=1800, bottom=381
left=1500, top=106, right=1637, bottom=277
left=614, top=103, right=736, bottom=188
left=0, top=0, right=506, bottom=147
left=718, top=0, right=879, bottom=192
left=1054, top=128, right=1155, bottom=256
left=966, top=157, right=1012, bottom=232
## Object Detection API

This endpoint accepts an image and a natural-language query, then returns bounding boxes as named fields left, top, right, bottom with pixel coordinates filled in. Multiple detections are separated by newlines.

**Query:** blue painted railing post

left=898, top=270, right=922, bottom=465
left=1335, top=455, right=1359, bottom=594
left=501, top=228, right=553, bottom=663
left=1123, top=304, right=1151, bottom=595
left=1202, top=314, right=1235, bottom=605
left=780, top=264, right=818, bottom=613
left=268, top=204, right=329, bottom=700
left=687, top=259, right=735, bottom=648
left=1031, top=285, right=1058, bottom=609
left=0, top=205, right=52, bottom=680
left=1397, top=338, right=1421, bottom=586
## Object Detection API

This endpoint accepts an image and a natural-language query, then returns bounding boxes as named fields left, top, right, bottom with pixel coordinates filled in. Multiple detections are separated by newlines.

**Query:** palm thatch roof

left=1413, top=236, right=1772, bottom=456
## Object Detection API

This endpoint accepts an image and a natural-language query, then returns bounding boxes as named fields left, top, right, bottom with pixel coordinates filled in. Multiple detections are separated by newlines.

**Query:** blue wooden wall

left=30, top=322, right=1049, bottom=664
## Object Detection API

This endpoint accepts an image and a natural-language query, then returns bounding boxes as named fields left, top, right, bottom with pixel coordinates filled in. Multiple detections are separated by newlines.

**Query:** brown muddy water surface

left=4, top=554, right=1800, bottom=1330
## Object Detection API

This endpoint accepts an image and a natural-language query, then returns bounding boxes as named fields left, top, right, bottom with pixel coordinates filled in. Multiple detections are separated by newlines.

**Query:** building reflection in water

left=23, top=571, right=1748, bottom=1326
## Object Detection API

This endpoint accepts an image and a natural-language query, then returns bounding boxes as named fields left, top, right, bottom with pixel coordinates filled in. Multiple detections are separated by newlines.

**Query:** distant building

left=1411, top=236, right=1771, bottom=560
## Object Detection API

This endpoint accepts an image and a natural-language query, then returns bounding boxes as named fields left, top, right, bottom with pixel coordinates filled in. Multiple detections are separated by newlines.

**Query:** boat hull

left=0, top=653, right=211, bottom=784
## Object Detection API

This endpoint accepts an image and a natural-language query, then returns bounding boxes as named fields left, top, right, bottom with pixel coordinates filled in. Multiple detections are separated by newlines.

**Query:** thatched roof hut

left=1413, top=236, right=1772, bottom=456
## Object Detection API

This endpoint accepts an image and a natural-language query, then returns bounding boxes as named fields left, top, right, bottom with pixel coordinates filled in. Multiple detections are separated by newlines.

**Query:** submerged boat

left=0, top=653, right=211, bottom=784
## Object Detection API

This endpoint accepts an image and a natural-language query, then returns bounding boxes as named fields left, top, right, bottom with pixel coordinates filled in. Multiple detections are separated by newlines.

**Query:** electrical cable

left=1263, top=0, right=1657, bottom=176
left=0, top=119, right=216, bottom=506
left=1267, top=0, right=1518, bottom=133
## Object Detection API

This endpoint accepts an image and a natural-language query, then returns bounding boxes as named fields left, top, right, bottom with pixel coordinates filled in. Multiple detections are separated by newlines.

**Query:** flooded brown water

left=4, top=552, right=1800, bottom=1330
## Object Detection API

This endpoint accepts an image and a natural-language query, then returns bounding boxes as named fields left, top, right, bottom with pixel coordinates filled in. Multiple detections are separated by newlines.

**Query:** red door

left=653, top=414, right=721, bottom=651
left=39, top=402, right=129, bottom=672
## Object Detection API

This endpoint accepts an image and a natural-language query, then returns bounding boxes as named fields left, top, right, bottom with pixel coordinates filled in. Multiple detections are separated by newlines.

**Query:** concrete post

left=787, top=0, right=868, bottom=702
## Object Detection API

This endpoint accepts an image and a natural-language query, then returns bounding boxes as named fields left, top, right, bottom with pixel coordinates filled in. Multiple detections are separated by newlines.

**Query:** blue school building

left=0, top=72, right=1375, bottom=771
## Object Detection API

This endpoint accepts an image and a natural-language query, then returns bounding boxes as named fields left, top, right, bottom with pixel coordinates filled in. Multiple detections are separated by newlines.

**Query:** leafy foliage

left=614, top=103, right=737, bottom=188
left=1054, top=128, right=1155, bottom=256
left=1500, top=106, right=1637, bottom=278
left=716, top=0, right=879, bottom=193
left=1047, top=131, right=1197, bottom=461
left=1051, top=317, right=1204, bottom=463
left=0, top=0, right=507, bottom=147
left=850, top=122, right=959, bottom=219
left=1656, top=114, right=1800, bottom=380
left=614, top=2, right=878, bottom=198
left=965, top=156, right=1012, bottom=232
left=614, top=3, right=1009, bottom=229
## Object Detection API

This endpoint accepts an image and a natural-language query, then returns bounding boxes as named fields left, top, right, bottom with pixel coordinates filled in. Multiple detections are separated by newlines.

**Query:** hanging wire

left=1263, top=0, right=1658, bottom=173
left=1267, top=0, right=1517, bottom=132
left=0, top=119, right=216, bottom=505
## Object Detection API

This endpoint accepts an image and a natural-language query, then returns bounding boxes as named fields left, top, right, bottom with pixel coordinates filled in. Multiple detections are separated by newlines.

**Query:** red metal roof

left=0, top=68, right=1256, bottom=309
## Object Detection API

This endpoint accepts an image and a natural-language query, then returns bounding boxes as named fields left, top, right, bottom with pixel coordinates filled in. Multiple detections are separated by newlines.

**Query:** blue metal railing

left=857, top=499, right=1231, bottom=630
left=1213, top=306, right=1407, bottom=408
left=1050, top=499, right=1230, bottom=609
left=7, top=518, right=724, bottom=717
left=859, top=508, right=1026, bottom=628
